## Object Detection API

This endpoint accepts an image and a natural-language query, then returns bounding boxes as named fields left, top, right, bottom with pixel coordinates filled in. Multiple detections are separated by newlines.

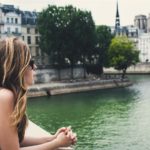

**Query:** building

left=0, top=3, right=50, bottom=66
left=115, top=1, right=121, bottom=35
left=134, top=15, right=147, bottom=34
left=21, top=10, right=49, bottom=66
left=147, top=14, right=150, bottom=33
left=122, top=25, right=138, bottom=38
left=112, top=2, right=138, bottom=38
left=134, top=15, right=150, bottom=62
left=138, top=33, right=150, bottom=62
left=0, top=4, right=21, bottom=39
left=21, top=10, right=42, bottom=64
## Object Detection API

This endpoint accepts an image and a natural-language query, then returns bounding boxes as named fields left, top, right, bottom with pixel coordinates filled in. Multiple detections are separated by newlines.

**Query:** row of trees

left=37, top=5, right=139, bottom=78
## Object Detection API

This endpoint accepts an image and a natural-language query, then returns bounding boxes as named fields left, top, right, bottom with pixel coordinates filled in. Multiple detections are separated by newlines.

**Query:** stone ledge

left=26, top=121, right=73, bottom=150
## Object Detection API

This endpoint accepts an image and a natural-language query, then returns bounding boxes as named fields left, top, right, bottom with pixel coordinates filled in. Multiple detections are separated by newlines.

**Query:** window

left=36, top=47, right=40, bottom=56
left=11, top=18, right=13, bottom=23
left=27, top=28, right=30, bottom=34
left=35, top=36, right=39, bottom=44
left=15, top=18, right=18, bottom=24
left=22, top=36, right=24, bottom=40
left=7, top=27, right=10, bottom=33
left=27, top=36, right=31, bottom=44
left=35, top=28, right=38, bottom=34
left=15, top=28, right=18, bottom=33
left=7, top=18, right=9, bottom=23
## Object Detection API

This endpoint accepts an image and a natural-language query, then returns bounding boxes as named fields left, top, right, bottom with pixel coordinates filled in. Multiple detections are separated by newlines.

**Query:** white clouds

left=1, top=0, right=150, bottom=26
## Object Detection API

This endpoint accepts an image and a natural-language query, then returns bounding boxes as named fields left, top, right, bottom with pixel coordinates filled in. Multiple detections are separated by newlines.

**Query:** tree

left=37, top=5, right=96, bottom=79
left=61, top=6, right=96, bottom=78
left=95, top=25, right=113, bottom=74
left=108, top=36, right=139, bottom=79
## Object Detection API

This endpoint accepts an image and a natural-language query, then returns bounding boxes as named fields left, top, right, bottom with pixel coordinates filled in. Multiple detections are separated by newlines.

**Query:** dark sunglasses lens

left=29, top=60, right=34, bottom=69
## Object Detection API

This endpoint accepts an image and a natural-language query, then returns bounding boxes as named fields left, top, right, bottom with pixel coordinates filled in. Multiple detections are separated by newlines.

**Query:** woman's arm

left=21, top=126, right=68, bottom=146
left=20, top=130, right=77, bottom=150
left=20, top=138, right=63, bottom=150
left=0, top=89, right=75, bottom=150
left=0, top=89, right=20, bottom=150
left=20, top=132, right=72, bottom=150
left=20, top=135, right=56, bottom=147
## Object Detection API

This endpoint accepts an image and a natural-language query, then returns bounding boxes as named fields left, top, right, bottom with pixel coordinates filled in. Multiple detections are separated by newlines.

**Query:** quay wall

left=35, top=67, right=85, bottom=83
left=28, top=79, right=132, bottom=98
left=104, top=63, right=150, bottom=74
left=35, top=63, right=150, bottom=84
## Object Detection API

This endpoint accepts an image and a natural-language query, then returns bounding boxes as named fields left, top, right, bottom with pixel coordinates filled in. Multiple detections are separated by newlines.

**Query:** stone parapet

left=26, top=121, right=73, bottom=150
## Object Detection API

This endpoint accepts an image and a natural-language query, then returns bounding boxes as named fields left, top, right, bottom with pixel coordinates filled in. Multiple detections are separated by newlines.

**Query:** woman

left=0, top=37, right=77, bottom=150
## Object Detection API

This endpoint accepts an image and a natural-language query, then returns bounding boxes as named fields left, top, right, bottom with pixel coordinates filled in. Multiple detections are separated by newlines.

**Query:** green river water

left=27, top=75, right=150, bottom=150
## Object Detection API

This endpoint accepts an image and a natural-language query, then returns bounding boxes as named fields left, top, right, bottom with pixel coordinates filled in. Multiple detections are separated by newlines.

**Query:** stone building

left=0, top=3, right=50, bottom=67
left=134, top=14, right=150, bottom=62
left=111, top=2, right=138, bottom=38
left=134, top=15, right=147, bottom=34
left=147, top=14, right=150, bottom=33
left=21, top=10, right=42, bottom=65
left=115, top=1, right=121, bottom=35
left=138, top=33, right=150, bottom=62
left=0, top=4, right=21, bottom=39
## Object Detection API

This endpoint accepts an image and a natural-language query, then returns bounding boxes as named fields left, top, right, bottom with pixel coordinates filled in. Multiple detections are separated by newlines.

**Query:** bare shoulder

left=0, top=88, right=15, bottom=108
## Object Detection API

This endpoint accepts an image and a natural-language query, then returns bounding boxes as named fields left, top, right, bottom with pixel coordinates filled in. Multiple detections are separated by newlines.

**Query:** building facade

left=0, top=3, right=50, bottom=66
left=134, top=15, right=150, bottom=62
left=0, top=4, right=21, bottom=39
left=138, top=33, right=150, bottom=62
left=134, top=15, right=147, bottom=34
left=112, top=2, right=138, bottom=38
left=111, top=1, right=150, bottom=63
left=147, top=14, right=150, bottom=33
left=21, top=11, right=42, bottom=65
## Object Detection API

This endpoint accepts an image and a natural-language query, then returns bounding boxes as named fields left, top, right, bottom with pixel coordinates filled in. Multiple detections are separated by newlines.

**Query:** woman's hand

left=68, top=131, right=77, bottom=145
left=54, top=127, right=68, bottom=138
left=55, top=131, right=73, bottom=147
left=54, top=126, right=77, bottom=146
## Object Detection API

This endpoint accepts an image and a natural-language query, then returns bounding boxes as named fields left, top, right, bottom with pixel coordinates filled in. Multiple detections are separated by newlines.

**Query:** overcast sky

left=1, top=0, right=150, bottom=26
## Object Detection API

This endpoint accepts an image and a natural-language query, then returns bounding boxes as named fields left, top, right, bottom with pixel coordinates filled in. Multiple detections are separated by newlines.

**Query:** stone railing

left=26, top=121, right=73, bottom=150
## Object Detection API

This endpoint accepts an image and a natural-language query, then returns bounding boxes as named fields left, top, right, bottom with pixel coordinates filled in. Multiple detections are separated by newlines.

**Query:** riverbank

left=27, top=78, right=132, bottom=98
left=104, top=63, right=150, bottom=74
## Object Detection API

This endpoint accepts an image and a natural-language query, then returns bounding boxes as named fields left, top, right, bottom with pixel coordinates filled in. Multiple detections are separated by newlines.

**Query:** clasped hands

left=54, top=126, right=77, bottom=147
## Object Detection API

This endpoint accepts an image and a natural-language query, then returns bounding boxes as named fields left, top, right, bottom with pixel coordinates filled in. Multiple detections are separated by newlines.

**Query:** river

left=27, top=75, right=150, bottom=150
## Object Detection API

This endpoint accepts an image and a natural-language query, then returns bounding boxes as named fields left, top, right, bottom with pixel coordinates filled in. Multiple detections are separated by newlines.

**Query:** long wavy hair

left=0, top=37, right=31, bottom=142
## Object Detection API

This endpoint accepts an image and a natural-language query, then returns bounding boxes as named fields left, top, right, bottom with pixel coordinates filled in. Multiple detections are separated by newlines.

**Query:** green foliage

left=95, top=25, right=112, bottom=67
left=37, top=5, right=96, bottom=68
left=108, top=36, right=139, bottom=72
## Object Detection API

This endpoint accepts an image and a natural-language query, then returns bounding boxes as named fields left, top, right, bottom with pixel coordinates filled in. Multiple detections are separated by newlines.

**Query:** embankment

left=28, top=78, right=132, bottom=98
left=104, top=63, right=150, bottom=74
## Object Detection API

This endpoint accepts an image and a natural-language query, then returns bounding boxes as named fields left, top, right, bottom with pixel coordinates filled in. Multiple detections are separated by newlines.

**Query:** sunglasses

left=29, top=59, right=35, bottom=70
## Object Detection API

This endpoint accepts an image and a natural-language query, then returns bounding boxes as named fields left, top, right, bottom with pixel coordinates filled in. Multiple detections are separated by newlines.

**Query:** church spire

left=115, top=1, right=120, bottom=34
left=116, top=1, right=119, bottom=18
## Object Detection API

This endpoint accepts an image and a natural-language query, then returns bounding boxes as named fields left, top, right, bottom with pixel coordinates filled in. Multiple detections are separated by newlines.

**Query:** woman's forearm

left=20, top=139, right=59, bottom=150
left=20, top=135, right=56, bottom=147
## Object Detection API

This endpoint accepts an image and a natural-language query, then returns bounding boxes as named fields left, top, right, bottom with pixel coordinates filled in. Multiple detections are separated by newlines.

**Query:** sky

left=1, top=0, right=150, bottom=26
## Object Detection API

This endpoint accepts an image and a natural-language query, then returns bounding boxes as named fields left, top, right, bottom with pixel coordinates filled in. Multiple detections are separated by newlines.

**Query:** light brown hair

left=0, top=37, right=31, bottom=142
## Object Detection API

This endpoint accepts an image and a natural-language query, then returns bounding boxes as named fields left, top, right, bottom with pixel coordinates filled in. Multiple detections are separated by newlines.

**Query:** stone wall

left=28, top=79, right=132, bottom=97
left=35, top=67, right=85, bottom=83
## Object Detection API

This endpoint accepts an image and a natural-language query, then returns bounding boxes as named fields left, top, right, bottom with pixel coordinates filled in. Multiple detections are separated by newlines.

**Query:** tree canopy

left=37, top=5, right=96, bottom=69
left=95, top=25, right=112, bottom=73
left=108, top=36, right=139, bottom=78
